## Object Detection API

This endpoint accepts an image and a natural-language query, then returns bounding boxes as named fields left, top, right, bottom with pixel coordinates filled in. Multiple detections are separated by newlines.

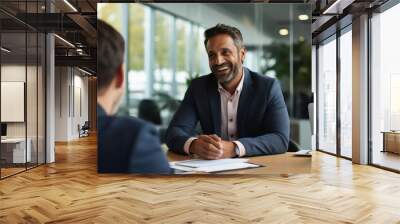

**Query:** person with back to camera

left=97, top=20, right=171, bottom=174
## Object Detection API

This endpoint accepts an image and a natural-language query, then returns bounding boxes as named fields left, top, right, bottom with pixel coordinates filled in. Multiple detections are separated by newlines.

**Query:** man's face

left=206, top=34, right=245, bottom=84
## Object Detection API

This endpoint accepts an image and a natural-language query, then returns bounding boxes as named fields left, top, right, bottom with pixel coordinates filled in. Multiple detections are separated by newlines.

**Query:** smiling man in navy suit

left=166, top=24, right=290, bottom=160
left=97, top=20, right=170, bottom=174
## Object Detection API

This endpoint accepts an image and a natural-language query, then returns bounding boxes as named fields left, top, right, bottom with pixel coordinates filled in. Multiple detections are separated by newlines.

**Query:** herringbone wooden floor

left=1, top=135, right=400, bottom=223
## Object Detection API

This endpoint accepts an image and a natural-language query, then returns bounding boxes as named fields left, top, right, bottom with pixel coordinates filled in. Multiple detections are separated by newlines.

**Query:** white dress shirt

left=183, top=70, right=246, bottom=157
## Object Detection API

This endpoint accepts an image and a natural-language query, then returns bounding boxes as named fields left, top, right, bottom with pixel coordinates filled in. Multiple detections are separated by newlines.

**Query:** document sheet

left=170, top=158, right=260, bottom=173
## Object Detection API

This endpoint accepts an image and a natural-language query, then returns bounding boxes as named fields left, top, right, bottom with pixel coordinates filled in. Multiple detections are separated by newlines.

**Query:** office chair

left=138, top=99, right=162, bottom=125
left=78, top=121, right=90, bottom=138
left=288, top=139, right=302, bottom=152
left=82, top=121, right=90, bottom=130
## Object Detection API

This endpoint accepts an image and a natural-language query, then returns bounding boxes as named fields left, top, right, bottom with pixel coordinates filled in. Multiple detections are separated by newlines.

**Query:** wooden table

left=167, top=151, right=312, bottom=175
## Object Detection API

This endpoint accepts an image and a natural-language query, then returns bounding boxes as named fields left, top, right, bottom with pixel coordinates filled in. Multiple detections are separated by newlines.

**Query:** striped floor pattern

left=1, top=135, right=400, bottom=223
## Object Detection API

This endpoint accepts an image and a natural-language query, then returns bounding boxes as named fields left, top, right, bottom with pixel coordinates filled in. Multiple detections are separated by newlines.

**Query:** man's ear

left=240, top=47, right=246, bottom=64
left=115, top=64, right=124, bottom=89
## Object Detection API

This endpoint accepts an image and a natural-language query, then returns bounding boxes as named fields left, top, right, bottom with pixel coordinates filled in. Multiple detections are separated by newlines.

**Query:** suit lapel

left=237, top=68, right=254, bottom=137
left=207, top=76, right=221, bottom=136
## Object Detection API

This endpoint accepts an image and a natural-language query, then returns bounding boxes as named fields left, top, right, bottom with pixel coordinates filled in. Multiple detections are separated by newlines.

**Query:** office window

left=317, top=36, right=337, bottom=154
left=154, top=11, right=173, bottom=94
left=192, top=26, right=201, bottom=77
left=176, top=19, right=191, bottom=100
left=97, top=4, right=124, bottom=34
left=98, top=4, right=205, bottom=118
left=191, top=26, right=209, bottom=77
left=339, top=28, right=352, bottom=158
left=371, top=3, right=400, bottom=171
left=127, top=3, right=146, bottom=115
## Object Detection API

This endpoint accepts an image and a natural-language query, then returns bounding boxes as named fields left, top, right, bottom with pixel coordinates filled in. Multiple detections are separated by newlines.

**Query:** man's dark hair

left=97, top=20, right=125, bottom=91
left=204, top=24, right=244, bottom=50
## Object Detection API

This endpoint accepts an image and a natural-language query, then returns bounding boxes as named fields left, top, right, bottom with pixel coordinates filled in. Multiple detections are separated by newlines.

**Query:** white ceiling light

left=54, top=34, right=75, bottom=48
left=1, top=47, right=11, bottom=53
left=322, top=0, right=354, bottom=15
left=63, top=0, right=78, bottom=12
left=279, top=28, right=289, bottom=36
left=78, top=67, right=92, bottom=76
left=298, top=14, right=309, bottom=21
left=76, top=49, right=84, bottom=55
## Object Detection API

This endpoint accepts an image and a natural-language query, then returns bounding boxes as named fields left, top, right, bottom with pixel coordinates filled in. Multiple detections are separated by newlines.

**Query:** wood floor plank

left=0, top=135, right=400, bottom=223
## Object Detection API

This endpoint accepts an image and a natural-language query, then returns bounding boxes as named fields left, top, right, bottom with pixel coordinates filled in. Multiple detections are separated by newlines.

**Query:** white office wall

left=55, top=67, right=89, bottom=141
left=71, top=73, right=89, bottom=138
left=1, top=82, right=24, bottom=122
left=55, top=66, right=69, bottom=141
left=1, top=65, right=31, bottom=137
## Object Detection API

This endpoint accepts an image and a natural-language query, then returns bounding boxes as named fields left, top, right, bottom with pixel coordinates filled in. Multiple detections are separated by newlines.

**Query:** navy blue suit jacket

left=97, top=105, right=171, bottom=174
left=166, top=67, right=290, bottom=156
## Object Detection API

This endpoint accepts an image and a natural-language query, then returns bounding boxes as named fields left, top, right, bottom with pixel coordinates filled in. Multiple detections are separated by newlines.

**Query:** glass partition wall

left=370, top=2, right=400, bottom=171
left=317, top=35, right=337, bottom=155
left=316, top=25, right=352, bottom=159
left=339, top=26, right=352, bottom=159
left=0, top=1, right=46, bottom=179
left=315, top=0, right=400, bottom=172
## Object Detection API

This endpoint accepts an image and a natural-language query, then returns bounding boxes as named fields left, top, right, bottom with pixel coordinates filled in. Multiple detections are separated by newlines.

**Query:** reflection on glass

left=1, top=31, right=28, bottom=177
left=340, top=29, right=352, bottom=158
left=371, top=3, right=400, bottom=170
left=1, top=1, right=46, bottom=178
left=318, top=36, right=337, bottom=154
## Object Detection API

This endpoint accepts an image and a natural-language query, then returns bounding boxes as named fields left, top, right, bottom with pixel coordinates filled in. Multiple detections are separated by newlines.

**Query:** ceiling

left=1, top=0, right=391, bottom=73
left=0, top=0, right=98, bottom=73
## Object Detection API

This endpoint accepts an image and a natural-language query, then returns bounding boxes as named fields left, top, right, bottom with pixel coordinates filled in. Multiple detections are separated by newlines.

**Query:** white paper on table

left=174, top=158, right=249, bottom=168
left=194, top=162, right=260, bottom=173
left=169, top=162, right=196, bottom=172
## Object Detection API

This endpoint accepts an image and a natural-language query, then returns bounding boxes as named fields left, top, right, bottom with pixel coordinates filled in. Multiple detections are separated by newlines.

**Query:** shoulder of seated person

left=107, top=116, right=156, bottom=133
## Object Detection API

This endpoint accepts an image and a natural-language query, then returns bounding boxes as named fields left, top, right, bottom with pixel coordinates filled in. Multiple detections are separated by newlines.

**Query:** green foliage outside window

left=128, top=4, right=145, bottom=71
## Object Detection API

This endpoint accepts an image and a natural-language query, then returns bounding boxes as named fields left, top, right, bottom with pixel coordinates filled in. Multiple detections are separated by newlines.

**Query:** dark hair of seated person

left=97, top=20, right=125, bottom=92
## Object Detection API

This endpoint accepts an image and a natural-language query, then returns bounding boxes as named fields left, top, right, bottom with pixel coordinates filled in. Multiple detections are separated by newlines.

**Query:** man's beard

left=212, top=61, right=240, bottom=84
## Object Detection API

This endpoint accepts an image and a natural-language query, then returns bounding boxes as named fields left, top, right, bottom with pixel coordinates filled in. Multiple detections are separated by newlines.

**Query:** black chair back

left=138, top=99, right=162, bottom=125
